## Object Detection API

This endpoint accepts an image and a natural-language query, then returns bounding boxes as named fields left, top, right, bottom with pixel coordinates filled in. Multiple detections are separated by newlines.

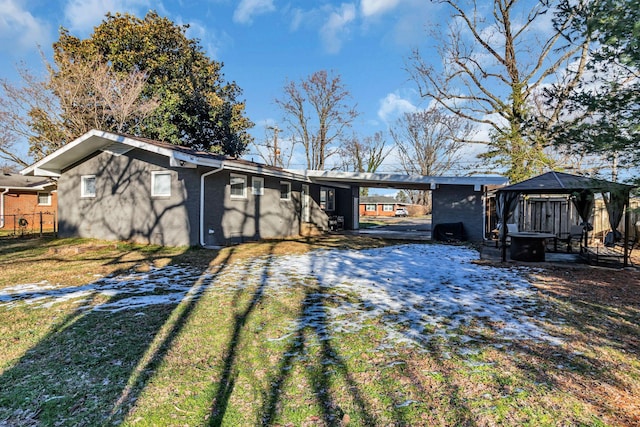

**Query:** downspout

left=0, top=188, right=8, bottom=228
left=199, top=165, right=224, bottom=247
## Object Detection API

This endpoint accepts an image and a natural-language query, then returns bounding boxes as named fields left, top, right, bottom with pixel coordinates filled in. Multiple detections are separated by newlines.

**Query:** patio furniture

left=558, top=225, right=585, bottom=253
left=494, top=223, right=519, bottom=247
left=509, top=231, right=556, bottom=262
left=328, top=215, right=344, bottom=231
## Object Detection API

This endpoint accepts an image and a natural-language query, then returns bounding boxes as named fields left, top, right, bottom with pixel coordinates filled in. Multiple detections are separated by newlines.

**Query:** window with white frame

left=280, top=181, right=291, bottom=200
left=230, top=174, right=247, bottom=199
left=383, top=204, right=393, bottom=212
left=81, top=175, right=96, bottom=198
left=365, top=204, right=376, bottom=212
left=37, top=192, right=52, bottom=206
left=151, top=171, right=172, bottom=197
left=252, top=177, right=264, bottom=196
left=320, top=187, right=335, bottom=211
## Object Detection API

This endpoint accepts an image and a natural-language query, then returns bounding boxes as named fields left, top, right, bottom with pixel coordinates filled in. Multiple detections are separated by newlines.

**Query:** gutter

left=0, top=188, right=7, bottom=228
left=199, top=165, right=224, bottom=247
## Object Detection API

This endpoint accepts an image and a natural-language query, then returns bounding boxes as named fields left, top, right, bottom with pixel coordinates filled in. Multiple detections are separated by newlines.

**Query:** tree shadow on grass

left=205, top=244, right=380, bottom=427
left=258, top=287, right=378, bottom=427
left=207, top=245, right=274, bottom=426
left=503, top=266, right=640, bottom=426
left=0, top=246, right=234, bottom=426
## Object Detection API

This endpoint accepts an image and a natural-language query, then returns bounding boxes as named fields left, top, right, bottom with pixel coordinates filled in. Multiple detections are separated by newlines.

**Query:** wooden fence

left=515, top=195, right=640, bottom=244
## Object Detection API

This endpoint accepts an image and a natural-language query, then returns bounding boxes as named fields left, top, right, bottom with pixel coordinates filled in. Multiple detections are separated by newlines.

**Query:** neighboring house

left=0, top=173, right=57, bottom=231
left=359, top=196, right=405, bottom=217
left=21, top=130, right=509, bottom=245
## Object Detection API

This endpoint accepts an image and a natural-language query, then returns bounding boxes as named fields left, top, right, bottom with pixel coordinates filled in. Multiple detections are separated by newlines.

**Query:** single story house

left=21, top=130, right=509, bottom=246
left=359, top=196, right=406, bottom=217
left=0, top=172, right=57, bottom=231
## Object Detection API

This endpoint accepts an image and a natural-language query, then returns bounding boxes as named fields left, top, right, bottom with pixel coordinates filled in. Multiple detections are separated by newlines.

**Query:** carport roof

left=291, top=170, right=509, bottom=189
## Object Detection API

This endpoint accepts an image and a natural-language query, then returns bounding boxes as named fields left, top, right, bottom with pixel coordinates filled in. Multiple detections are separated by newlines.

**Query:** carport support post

left=500, top=214, right=508, bottom=262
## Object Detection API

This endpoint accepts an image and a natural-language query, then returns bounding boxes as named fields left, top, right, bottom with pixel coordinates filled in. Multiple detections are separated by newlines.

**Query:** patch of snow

left=0, top=244, right=561, bottom=348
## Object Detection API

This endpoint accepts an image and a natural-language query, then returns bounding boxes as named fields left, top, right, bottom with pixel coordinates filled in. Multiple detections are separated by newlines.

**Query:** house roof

left=0, top=173, right=54, bottom=191
left=21, top=129, right=510, bottom=191
left=293, top=170, right=509, bottom=190
left=360, top=196, right=401, bottom=204
left=496, top=171, right=635, bottom=195
left=21, top=129, right=304, bottom=181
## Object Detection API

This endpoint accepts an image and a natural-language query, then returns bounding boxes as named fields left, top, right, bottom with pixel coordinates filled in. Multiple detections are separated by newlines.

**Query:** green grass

left=0, top=236, right=638, bottom=426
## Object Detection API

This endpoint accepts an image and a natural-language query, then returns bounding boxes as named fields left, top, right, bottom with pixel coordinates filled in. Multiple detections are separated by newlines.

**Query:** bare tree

left=251, top=125, right=296, bottom=168
left=275, top=70, right=358, bottom=170
left=0, top=64, right=59, bottom=166
left=0, top=54, right=159, bottom=166
left=39, top=53, right=159, bottom=152
left=339, top=131, right=392, bottom=196
left=90, top=62, right=159, bottom=133
left=391, top=108, right=472, bottom=206
left=391, top=108, right=471, bottom=175
left=340, top=132, right=392, bottom=173
left=408, top=0, right=590, bottom=182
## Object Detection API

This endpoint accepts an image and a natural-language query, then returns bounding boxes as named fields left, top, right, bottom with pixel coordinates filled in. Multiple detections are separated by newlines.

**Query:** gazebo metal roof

left=496, top=171, right=634, bottom=195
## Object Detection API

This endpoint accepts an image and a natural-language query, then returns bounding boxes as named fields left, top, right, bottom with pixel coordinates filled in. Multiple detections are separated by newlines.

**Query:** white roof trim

left=20, top=129, right=304, bottom=180
left=21, top=130, right=228, bottom=176
left=223, top=162, right=309, bottom=181
left=0, top=185, right=48, bottom=191
left=289, top=170, right=509, bottom=187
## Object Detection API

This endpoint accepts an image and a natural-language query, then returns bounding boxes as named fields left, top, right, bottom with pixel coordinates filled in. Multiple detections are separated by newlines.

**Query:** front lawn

left=0, top=236, right=638, bottom=426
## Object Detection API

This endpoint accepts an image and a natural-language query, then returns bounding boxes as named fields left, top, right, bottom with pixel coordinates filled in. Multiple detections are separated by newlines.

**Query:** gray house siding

left=432, top=184, right=485, bottom=242
left=55, top=143, right=353, bottom=247
left=58, top=149, right=196, bottom=246
left=202, top=170, right=328, bottom=246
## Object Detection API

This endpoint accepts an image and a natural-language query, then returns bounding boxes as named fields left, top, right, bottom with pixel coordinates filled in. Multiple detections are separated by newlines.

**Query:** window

left=320, top=187, right=335, bottom=211
left=365, top=204, right=376, bottom=212
left=151, top=171, right=172, bottom=197
left=81, top=175, right=96, bottom=198
left=37, top=192, right=52, bottom=206
left=280, top=181, right=291, bottom=200
left=252, top=177, right=264, bottom=196
left=230, top=174, right=247, bottom=199
left=383, top=204, right=393, bottom=212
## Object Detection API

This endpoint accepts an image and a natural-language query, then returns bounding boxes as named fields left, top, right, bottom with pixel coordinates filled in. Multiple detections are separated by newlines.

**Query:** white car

left=394, top=208, right=408, bottom=217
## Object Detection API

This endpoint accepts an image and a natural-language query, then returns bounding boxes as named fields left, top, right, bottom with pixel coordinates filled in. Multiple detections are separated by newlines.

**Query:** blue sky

left=0, top=0, right=456, bottom=172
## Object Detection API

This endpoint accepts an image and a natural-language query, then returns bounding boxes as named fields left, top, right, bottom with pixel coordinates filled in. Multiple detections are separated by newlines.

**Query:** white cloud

left=319, top=3, right=356, bottom=54
left=0, top=0, right=51, bottom=53
left=377, top=92, right=417, bottom=123
left=233, top=0, right=276, bottom=25
left=360, top=0, right=401, bottom=17
left=64, top=0, right=150, bottom=34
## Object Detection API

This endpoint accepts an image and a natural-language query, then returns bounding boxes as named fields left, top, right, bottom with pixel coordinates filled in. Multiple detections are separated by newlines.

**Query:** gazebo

left=496, top=171, right=636, bottom=266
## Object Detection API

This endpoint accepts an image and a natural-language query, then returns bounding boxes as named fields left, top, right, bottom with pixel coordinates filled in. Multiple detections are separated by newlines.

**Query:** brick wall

left=1, top=190, right=58, bottom=230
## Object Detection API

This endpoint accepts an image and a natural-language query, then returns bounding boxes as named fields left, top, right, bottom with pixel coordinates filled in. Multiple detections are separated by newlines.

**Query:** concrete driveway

left=356, top=216, right=432, bottom=240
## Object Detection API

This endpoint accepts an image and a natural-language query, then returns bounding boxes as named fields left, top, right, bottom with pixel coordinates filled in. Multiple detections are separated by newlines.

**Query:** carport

left=296, top=171, right=509, bottom=242
left=496, top=171, right=636, bottom=266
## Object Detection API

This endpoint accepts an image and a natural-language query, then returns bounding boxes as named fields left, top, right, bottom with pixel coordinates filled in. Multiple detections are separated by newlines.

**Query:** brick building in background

left=359, top=196, right=407, bottom=217
left=0, top=173, right=57, bottom=233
